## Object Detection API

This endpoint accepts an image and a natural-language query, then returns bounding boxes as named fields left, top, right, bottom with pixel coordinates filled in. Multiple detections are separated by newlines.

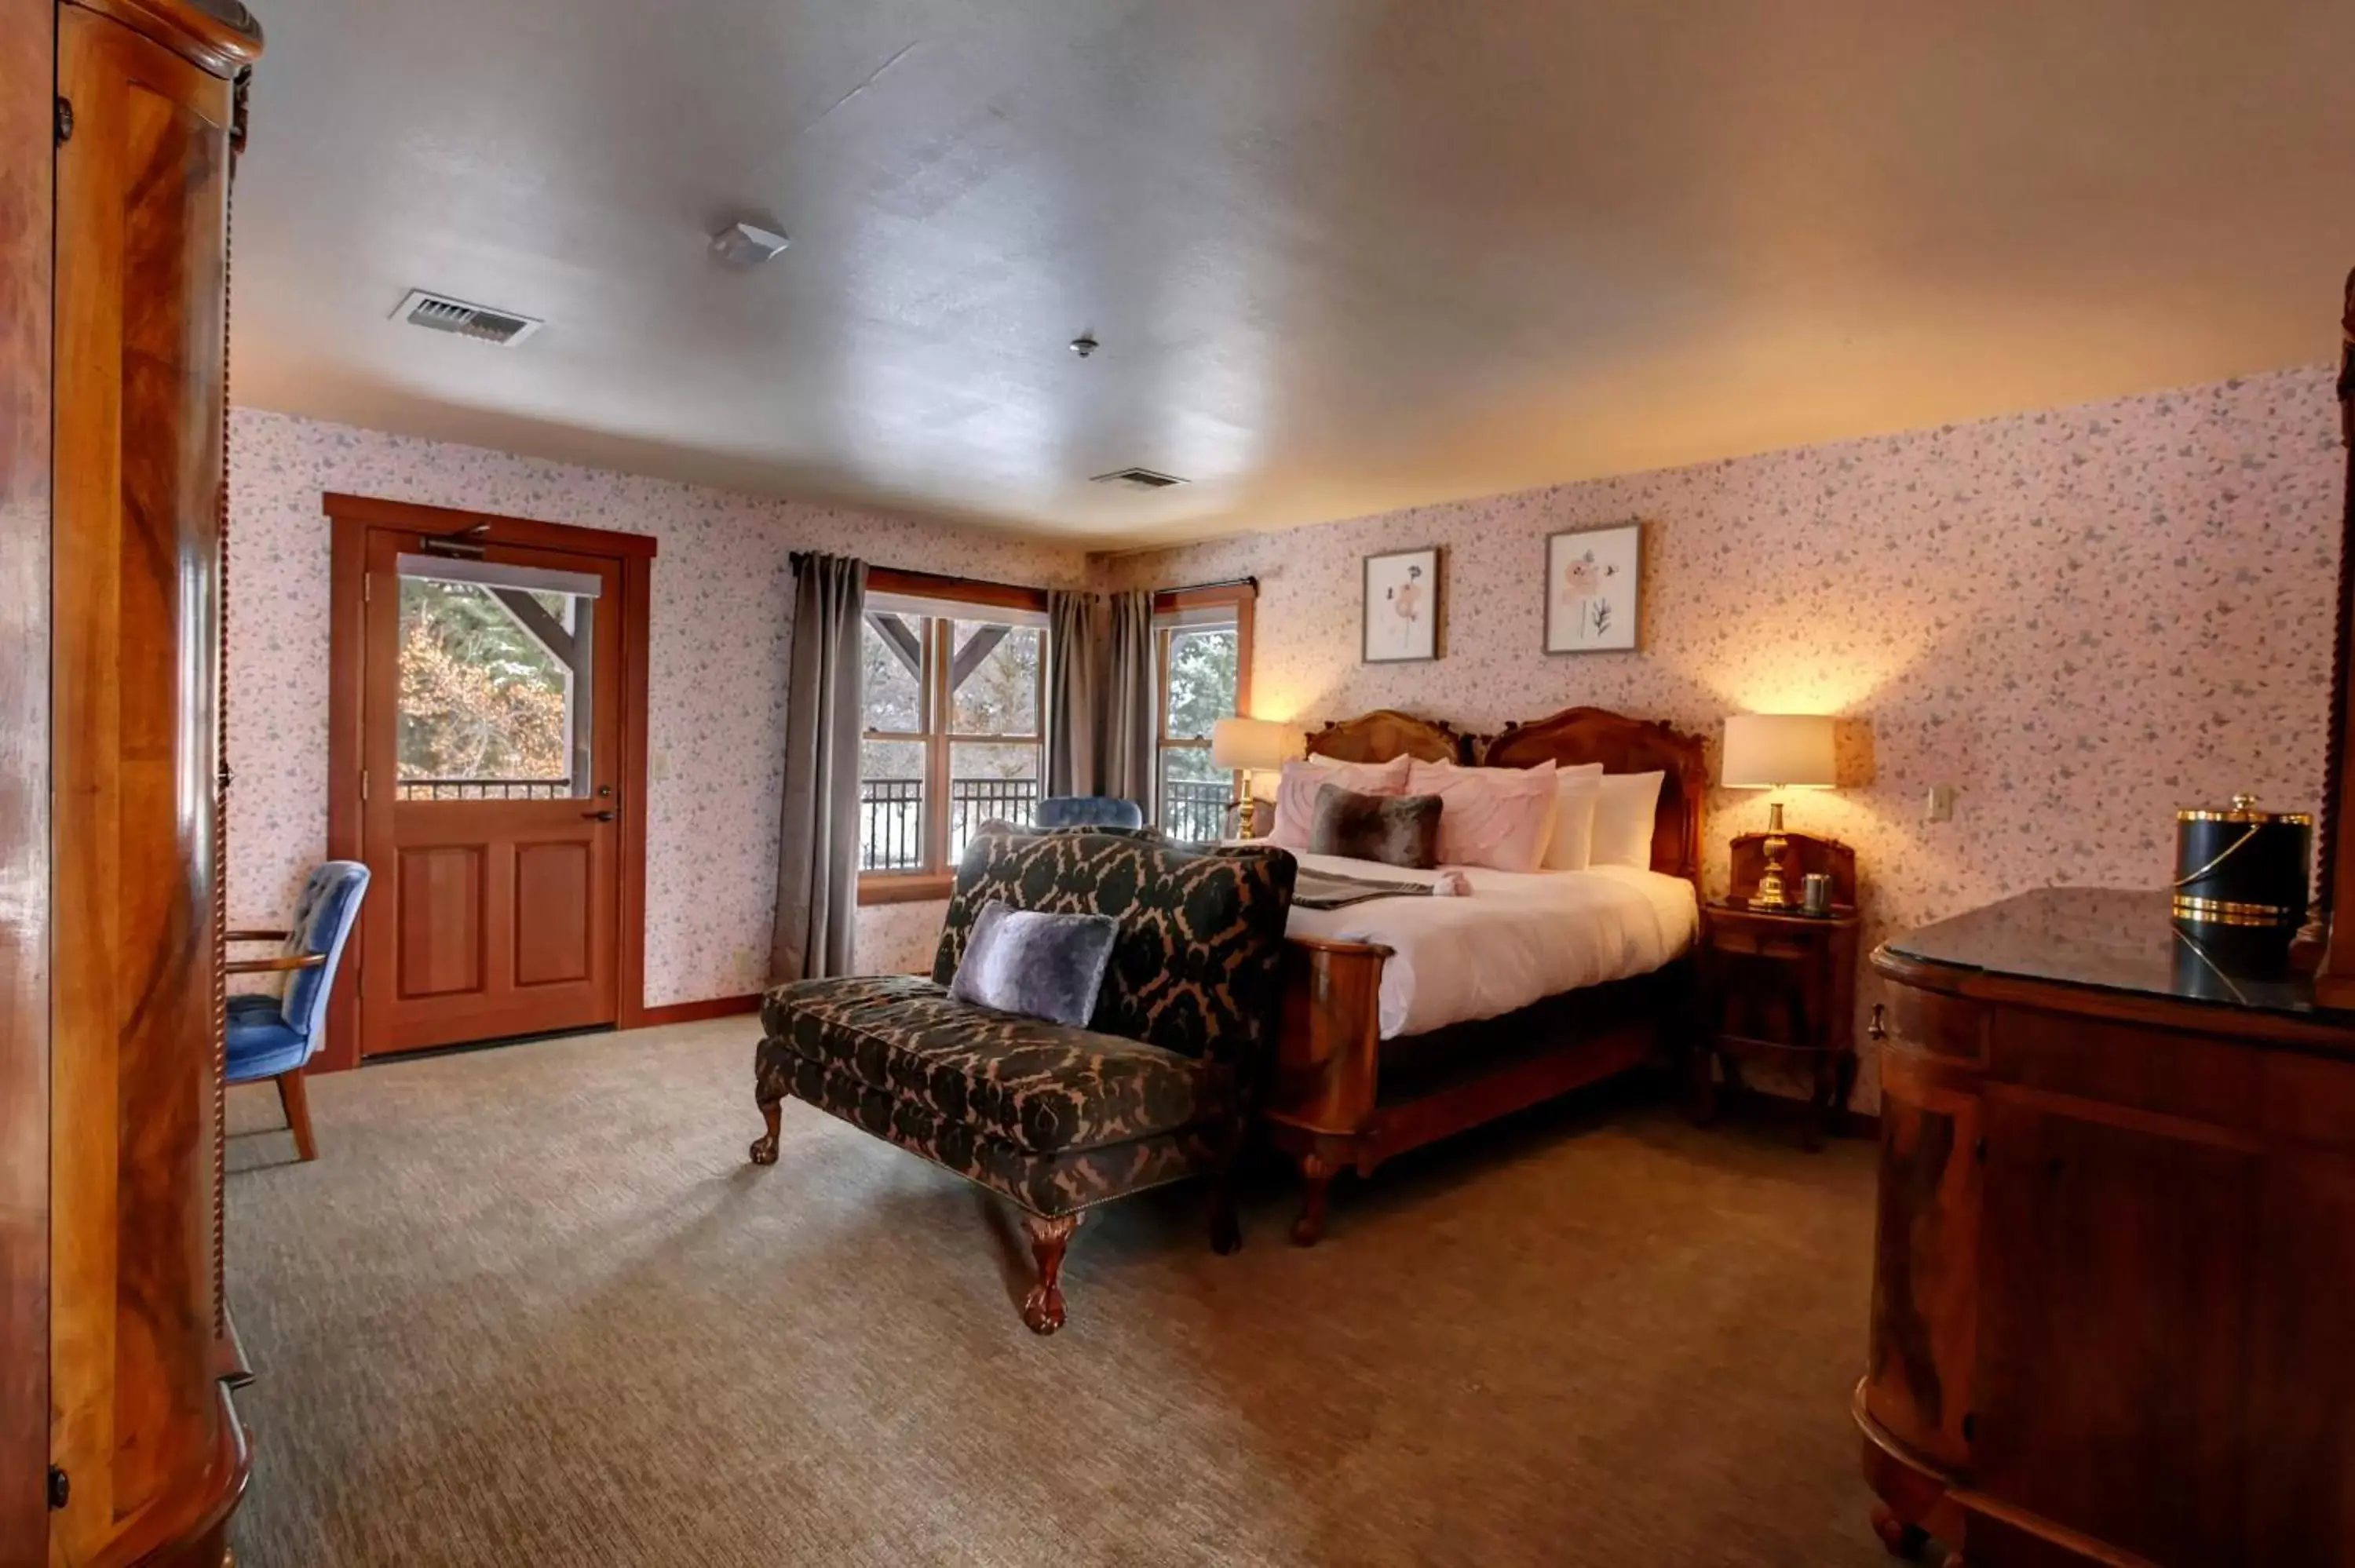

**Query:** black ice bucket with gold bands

left=2172, top=794, right=2311, bottom=967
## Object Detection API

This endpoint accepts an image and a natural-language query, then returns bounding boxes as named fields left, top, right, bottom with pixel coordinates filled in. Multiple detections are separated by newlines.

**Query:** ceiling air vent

left=1090, top=466, right=1188, bottom=492
left=392, top=290, right=545, bottom=347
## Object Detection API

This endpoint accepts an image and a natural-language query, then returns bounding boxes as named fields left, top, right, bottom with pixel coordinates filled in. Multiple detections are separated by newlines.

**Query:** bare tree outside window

left=397, top=576, right=587, bottom=800
left=858, top=608, right=1046, bottom=874
left=1157, top=625, right=1239, bottom=838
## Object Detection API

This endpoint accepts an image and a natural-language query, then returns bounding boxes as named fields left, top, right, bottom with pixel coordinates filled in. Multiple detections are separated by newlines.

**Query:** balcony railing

left=398, top=776, right=571, bottom=801
left=860, top=777, right=1041, bottom=872
left=1159, top=779, right=1231, bottom=842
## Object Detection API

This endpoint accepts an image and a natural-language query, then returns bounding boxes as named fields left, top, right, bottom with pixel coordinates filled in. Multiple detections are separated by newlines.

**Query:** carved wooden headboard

left=1303, top=709, right=1470, bottom=765
left=1476, top=707, right=1706, bottom=884
left=1303, top=705, right=1706, bottom=885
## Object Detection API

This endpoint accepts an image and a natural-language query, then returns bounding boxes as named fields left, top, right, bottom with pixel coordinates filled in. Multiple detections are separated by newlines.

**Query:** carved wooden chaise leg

left=1869, top=1503, right=1929, bottom=1560
left=1207, top=1117, right=1247, bottom=1255
left=1291, top=1152, right=1337, bottom=1247
left=1020, top=1212, right=1082, bottom=1334
left=748, top=1095, right=783, bottom=1165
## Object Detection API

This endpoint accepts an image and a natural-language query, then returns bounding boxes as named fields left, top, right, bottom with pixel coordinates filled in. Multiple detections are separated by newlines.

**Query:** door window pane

left=950, top=621, right=1039, bottom=735
left=949, top=741, right=1040, bottom=862
left=859, top=739, right=927, bottom=870
left=1159, top=748, right=1229, bottom=841
left=397, top=572, right=593, bottom=800
left=1163, top=628, right=1237, bottom=740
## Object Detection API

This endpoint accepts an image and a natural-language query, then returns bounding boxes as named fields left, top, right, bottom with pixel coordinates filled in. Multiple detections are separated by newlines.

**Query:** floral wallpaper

left=1097, top=366, right=2346, bottom=1107
left=226, top=410, right=1086, bottom=1008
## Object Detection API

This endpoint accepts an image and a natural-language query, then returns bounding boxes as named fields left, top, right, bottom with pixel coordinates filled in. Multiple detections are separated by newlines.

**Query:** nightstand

left=1692, top=830, right=1860, bottom=1150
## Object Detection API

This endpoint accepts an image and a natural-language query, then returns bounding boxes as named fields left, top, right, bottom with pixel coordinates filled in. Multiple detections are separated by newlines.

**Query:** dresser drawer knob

left=1867, top=1002, right=1887, bottom=1041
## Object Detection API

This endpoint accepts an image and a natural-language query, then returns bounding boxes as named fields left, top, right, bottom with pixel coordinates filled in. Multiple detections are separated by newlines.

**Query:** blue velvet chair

left=226, top=860, right=370, bottom=1162
left=1035, top=795, right=1145, bottom=830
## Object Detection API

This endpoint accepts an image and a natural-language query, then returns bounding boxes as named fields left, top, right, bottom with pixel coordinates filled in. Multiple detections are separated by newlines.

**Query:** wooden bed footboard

left=1264, top=935, right=1690, bottom=1245
left=1270, top=936, right=1391, bottom=1140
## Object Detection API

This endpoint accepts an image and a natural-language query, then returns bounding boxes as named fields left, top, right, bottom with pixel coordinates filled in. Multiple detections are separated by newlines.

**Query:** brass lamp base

left=1236, top=794, right=1265, bottom=840
left=1748, top=800, right=1797, bottom=910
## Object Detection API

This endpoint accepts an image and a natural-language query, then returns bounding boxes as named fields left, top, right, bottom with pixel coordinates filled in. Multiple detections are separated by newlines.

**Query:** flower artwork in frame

left=1361, top=546, right=1442, bottom=664
left=1545, top=522, right=1641, bottom=653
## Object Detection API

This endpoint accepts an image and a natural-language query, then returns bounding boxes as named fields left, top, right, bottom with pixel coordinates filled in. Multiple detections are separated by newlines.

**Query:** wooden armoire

left=0, top=1, right=263, bottom=1565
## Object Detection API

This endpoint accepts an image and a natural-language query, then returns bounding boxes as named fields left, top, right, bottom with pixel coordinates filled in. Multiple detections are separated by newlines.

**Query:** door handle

left=583, top=809, right=617, bottom=822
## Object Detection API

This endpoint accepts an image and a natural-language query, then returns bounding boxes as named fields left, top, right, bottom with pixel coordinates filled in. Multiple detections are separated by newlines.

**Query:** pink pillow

left=1406, top=760, right=1559, bottom=872
left=1267, top=756, right=1412, bottom=848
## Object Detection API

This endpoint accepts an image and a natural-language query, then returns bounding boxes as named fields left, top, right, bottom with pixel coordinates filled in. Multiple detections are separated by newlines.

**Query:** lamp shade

left=1722, top=713, right=1836, bottom=789
left=1210, top=717, right=1304, bottom=772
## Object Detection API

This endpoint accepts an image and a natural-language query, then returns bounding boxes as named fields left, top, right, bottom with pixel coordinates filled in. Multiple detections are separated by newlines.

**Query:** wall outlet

left=1926, top=784, right=1957, bottom=823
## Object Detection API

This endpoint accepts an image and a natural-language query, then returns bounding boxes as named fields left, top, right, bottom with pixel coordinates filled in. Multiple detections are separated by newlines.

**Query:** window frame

left=1151, top=583, right=1254, bottom=837
left=858, top=570, right=1050, bottom=905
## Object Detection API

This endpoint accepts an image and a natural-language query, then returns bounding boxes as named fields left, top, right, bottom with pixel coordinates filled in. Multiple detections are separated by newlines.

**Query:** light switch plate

left=1926, top=783, right=1956, bottom=822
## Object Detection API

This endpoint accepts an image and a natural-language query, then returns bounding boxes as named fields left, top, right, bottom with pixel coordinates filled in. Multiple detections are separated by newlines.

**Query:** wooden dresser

left=1860, top=888, right=2355, bottom=1568
left=1, top=2, right=263, bottom=1564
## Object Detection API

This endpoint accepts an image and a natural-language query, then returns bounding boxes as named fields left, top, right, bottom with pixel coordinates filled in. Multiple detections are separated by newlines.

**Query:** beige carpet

left=224, top=1017, right=1891, bottom=1567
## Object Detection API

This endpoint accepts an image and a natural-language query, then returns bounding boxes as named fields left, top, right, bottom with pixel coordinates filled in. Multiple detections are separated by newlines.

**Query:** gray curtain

left=1098, top=589, right=1157, bottom=808
left=1043, top=587, right=1156, bottom=811
left=771, top=552, right=867, bottom=983
left=1045, top=589, right=1104, bottom=796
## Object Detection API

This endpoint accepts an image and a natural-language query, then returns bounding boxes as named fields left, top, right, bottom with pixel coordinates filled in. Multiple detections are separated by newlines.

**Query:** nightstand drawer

left=1710, top=924, right=1831, bottom=961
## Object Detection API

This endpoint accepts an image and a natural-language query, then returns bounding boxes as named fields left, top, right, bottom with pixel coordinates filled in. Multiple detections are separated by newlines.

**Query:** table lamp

left=1210, top=717, right=1303, bottom=837
left=1722, top=713, right=1837, bottom=910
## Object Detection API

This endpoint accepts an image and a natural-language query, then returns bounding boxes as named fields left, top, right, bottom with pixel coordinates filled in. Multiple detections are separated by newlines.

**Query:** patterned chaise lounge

left=750, top=827, right=1298, bottom=1333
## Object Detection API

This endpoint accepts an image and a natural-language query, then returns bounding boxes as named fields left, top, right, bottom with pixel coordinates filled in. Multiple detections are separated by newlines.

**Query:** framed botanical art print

left=1545, top=521, right=1641, bottom=653
left=1362, top=546, right=1442, bottom=663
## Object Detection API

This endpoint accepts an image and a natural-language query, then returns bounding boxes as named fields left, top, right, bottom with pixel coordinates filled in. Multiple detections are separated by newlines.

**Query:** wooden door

left=48, top=2, right=257, bottom=1560
left=359, top=531, right=623, bottom=1053
left=1970, top=1090, right=2258, bottom=1566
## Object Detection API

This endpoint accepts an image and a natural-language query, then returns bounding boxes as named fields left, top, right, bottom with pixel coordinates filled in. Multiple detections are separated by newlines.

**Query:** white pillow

left=1404, top=759, right=1559, bottom=873
left=1589, top=771, right=1666, bottom=869
left=1265, top=755, right=1412, bottom=848
left=1542, top=772, right=1605, bottom=870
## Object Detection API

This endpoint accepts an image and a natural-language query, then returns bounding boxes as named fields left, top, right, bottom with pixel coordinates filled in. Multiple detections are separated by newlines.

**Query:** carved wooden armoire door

left=42, top=1, right=263, bottom=1565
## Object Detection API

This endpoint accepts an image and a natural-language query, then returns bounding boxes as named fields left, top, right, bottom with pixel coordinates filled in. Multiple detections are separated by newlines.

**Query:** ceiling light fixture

left=711, top=221, right=790, bottom=266
left=1090, top=466, right=1185, bottom=490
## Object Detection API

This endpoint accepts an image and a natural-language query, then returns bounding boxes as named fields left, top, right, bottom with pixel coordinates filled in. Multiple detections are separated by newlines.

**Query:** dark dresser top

left=1880, top=886, right=2335, bottom=1023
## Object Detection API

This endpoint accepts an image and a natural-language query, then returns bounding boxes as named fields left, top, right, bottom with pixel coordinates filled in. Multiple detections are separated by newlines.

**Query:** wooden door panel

left=1865, top=1042, right=1981, bottom=1470
left=514, top=841, right=591, bottom=986
left=359, top=535, right=623, bottom=1055
left=0, top=0, right=49, bottom=1545
left=2246, top=1146, right=2355, bottom=1562
left=49, top=5, right=240, bottom=1557
left=396, top=844, right=487, bottom=998
left=1973, top=1091, right=2257, bottom=1566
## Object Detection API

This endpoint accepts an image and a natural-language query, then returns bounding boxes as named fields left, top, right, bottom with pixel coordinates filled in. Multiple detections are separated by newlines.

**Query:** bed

left=1265, top=705, right=1707, bottom=1243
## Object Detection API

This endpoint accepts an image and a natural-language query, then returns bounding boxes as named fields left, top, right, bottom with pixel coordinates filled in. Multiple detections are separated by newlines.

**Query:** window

left=395, top=556, right=601, bottom=800
left=1152, top=585, right=1253, bottom=838
left=859, top=575, right=1046, bottom=898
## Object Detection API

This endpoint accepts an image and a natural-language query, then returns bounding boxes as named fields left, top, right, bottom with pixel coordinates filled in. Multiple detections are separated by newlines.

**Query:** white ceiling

left=229, top=0, right=2355, bottom=548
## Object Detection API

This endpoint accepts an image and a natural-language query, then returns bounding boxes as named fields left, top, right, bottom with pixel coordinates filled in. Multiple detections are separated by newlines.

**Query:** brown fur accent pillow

left=1309, top=783, right=1442, bottom=870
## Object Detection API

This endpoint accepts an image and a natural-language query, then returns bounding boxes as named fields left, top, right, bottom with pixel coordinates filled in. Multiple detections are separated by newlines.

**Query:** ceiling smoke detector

left=1090, top=466, right=1187, bottom=491
left=392, top=290, right=544, bottom=347
left=711, top=221, right=790, bottom=266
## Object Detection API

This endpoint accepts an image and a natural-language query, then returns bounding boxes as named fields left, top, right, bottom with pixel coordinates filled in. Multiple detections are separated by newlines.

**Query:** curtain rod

left=790, top=552, right=1256, bottom=601
left=1159, top=575, right=1258, bottom=596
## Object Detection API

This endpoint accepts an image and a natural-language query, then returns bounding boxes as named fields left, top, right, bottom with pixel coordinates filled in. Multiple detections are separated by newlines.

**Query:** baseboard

left=635, top=993, right=762, bottom=1028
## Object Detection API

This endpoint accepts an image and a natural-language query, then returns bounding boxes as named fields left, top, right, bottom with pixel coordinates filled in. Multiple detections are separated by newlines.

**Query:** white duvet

left=1280, top=853, right=1699, bottom=1039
